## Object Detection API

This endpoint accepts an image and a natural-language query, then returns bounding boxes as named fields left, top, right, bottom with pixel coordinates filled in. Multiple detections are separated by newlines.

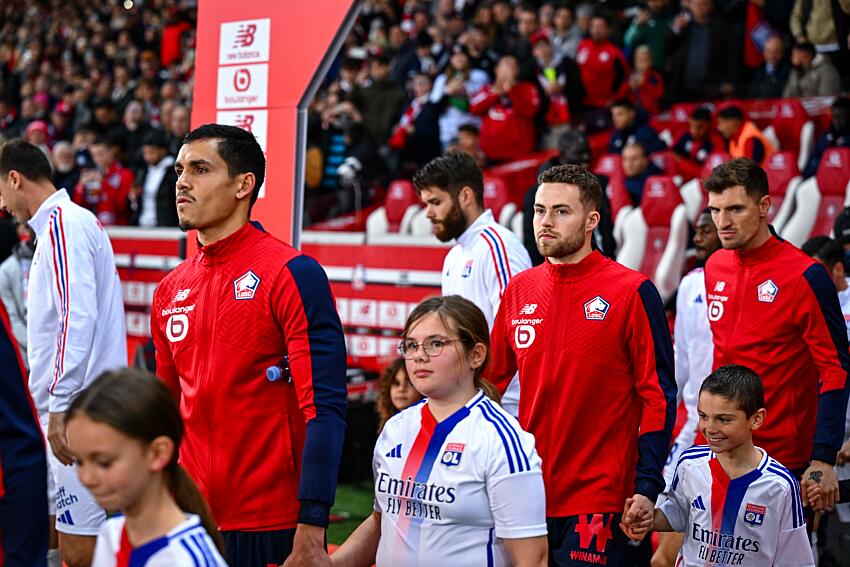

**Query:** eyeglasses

left=397, top=337, right=463, bottom=359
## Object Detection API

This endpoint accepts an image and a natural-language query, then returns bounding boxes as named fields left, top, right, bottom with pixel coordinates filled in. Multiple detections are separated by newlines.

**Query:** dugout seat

left=594, top=153, right=633, bottom=245
left=764, top=151, right=802, bottom=232
left=650, top=150, right=683, bottom=185
left=483, top=175, right=517, bottom=227
left=780, top=148, right=850, bottom=247
left=366, top=180, right=421, bottom=235
left=659, top=103, right=698, bottom=146
left=616, top=176, right=688, bottom=302
left=678, top=152, right=731, bottom=223
left=763, top=99, right=815, bottom=173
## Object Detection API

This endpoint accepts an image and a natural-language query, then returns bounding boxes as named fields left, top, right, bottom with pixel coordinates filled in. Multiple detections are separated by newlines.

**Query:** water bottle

left=266, top=356, right=291, bottom=383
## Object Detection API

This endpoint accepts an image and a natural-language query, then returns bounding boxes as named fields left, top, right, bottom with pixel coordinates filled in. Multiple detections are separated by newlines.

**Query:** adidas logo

left=385, top=443, right=402, bottom=458
left=692, top=495, right=706, bottom=511
left=56, top=510, right=75, bottom=525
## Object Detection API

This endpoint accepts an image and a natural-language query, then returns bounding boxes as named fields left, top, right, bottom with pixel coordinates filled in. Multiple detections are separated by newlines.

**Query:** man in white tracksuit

left=652, top=208, right=721, bottom=567
left=0, top=140, right=126, bottom=567
left=414, top=152, right=531, bottom=416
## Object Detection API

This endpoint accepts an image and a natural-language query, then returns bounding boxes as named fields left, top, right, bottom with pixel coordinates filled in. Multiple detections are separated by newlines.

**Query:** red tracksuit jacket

left=152, top=222, right=347, bottom=531
left=705, top=234, right=850, bottom=469
left=488, top=252, right=676, bottom=517
left=470, top=81, right=540, bottom=162
left=576, top=39, right=630, bottom=109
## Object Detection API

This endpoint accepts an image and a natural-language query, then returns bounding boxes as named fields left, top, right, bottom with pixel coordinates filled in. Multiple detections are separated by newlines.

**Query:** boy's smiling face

left=697, top=392, right=765, bottom=454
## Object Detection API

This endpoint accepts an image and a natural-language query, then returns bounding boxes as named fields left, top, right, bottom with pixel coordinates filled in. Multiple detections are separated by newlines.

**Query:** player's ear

left=585, top=209, right=600, bottom=233
left=749, top=408, right=766, bottom=431
left=235, top=172, right=256, bottom=200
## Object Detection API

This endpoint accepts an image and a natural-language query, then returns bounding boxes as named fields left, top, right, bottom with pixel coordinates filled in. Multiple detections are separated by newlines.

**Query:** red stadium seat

left=763, top=151, right=802, bottom=230
left=678, top=152, right=732, bottom=222
left=764, top=99, right=816, bottom=172
left=650, top=150, right=682, bottom=184
left=483, top=175, right=517, bottom=226
left=594, top=154, right=633, bottom=245
left=781, top=148, right=850, bottom=246
left=617, top=176, right=688, bottom=301
left=366, top=180, right=421, bottom=235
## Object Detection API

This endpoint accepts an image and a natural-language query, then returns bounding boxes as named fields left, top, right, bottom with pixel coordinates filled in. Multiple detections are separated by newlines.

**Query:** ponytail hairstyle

left=66, top=368, right=225, bottom=554
left=403, top=295, right=501, bottom=403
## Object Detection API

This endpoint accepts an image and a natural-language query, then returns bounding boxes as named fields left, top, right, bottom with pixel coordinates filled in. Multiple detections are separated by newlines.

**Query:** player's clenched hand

left=48, top=411, right=75, bottom=466
left=801, top=461, right=839, bottom=510
left=806, top=483, right=823, bottom=511
left=283, top=524, right=331, bottom=567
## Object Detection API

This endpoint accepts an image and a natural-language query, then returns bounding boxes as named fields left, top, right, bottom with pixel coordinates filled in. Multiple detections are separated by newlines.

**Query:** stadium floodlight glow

left=123, top=0, right=134, bottom=9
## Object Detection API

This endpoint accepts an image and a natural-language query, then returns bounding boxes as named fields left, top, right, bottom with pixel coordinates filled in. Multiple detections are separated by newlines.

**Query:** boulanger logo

left=166, top=314, right=189, bottom=342
left=515, top=325, right=536, bottom=348
left=708, top=300, right=724, bottom=321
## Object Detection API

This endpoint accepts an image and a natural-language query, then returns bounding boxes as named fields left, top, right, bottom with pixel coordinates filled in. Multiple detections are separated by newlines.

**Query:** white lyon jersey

left=660, top=445, right=814, bottom=567
left=665, top=268, right=714, bottom=490
left=92, top=514, right=227, bottom=566
left=27, top=189, right=126, bottom=414
left=442, top=210, right=531, bottom=416
left=373, top=391, right=546, bottom=567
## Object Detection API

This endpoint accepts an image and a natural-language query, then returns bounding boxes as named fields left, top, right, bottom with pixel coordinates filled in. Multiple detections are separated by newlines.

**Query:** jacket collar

left=195, top=221, right=264, bottom=265
left=456, top=210, right=496, bottom=249
left=28, top=189, right=69, bottom=235
left=543, top=249, right=606, bottom=282
left=732, top=226, right=783, bottom=264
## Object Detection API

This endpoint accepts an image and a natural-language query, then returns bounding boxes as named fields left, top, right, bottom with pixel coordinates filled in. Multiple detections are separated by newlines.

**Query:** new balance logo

left=519, top=303, right=538, bottom=315
left=713, top=281, right=726, bottom=292
left=57, top=510, right=75, bottom=526
left=173, top=289, right=191, bottom=302
left=692, top=495, right=706, bottom=510
left=385, top=444, right=402, bottom=458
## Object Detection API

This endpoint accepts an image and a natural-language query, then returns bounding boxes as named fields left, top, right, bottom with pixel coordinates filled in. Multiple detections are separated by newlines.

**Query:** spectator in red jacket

left=672, top=106, right=726, bottom=181
left=575, top=12, right=631, bottom=130
left=470, top=54, right=541, bottom=162
left=629, top=45, right=665, bottom=117
left=72, top=136, right=134, bottom=226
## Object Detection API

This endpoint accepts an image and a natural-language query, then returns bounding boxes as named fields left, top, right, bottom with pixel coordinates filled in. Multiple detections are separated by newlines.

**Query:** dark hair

left=403, top=296, right=500, bottom=402
left=793, top=41, right=816, bottom=55
left=623, top=141, right=647, bottom=157
left=690, top=107, right=712, bottom=122
left=183, top=124, right=266, bottom=210
left=802, top=235, right=844, bottom=268
left=590, top=10, right=612, bottom=25
left=717, top=106, right=744, bottom=121
left=66, top=369, right=225, bottom=554
left=458, top=123, right=480, bottom=136
left=377, top=358, right=422, bottom=431
left=704, top=157, right=769, bottom=199
left=611, top=98, right=635, bottom=111
left=537, top=163, right=603, bottom=212
left=833, top=97, right=850, bottom=113
left=700, top=364, right=765, bottom=417
left=0, top=139, right=53, bottom=182
left=413, top=152, right=484, bottom=207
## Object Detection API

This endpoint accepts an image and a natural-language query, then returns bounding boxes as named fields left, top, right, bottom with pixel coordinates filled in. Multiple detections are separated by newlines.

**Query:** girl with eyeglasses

left=332, top=295, right=547, bottom=567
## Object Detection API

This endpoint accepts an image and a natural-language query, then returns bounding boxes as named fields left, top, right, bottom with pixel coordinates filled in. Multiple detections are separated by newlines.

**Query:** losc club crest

left=441, top=443, right=465, bottom=467
left=234, top=270, right=261, bottom=300
left=757, top=280, right=778, bottom=303
left=743, top=503, right=765, bottom=526
left=584, top=296, right=610, bottom=321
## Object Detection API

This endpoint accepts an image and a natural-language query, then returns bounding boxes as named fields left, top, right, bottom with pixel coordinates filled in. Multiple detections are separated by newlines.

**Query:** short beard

left=536, top=227, right=587, bottom=259
left=178, top=218, right=194, bottom=232
left=432, top=200, right=467, bottom=242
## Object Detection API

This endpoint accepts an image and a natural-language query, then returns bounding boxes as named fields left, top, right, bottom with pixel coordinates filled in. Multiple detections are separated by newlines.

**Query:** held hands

left=620, top=495, right=654, bottom=541
left=801, top=460, right=839, bottom=511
